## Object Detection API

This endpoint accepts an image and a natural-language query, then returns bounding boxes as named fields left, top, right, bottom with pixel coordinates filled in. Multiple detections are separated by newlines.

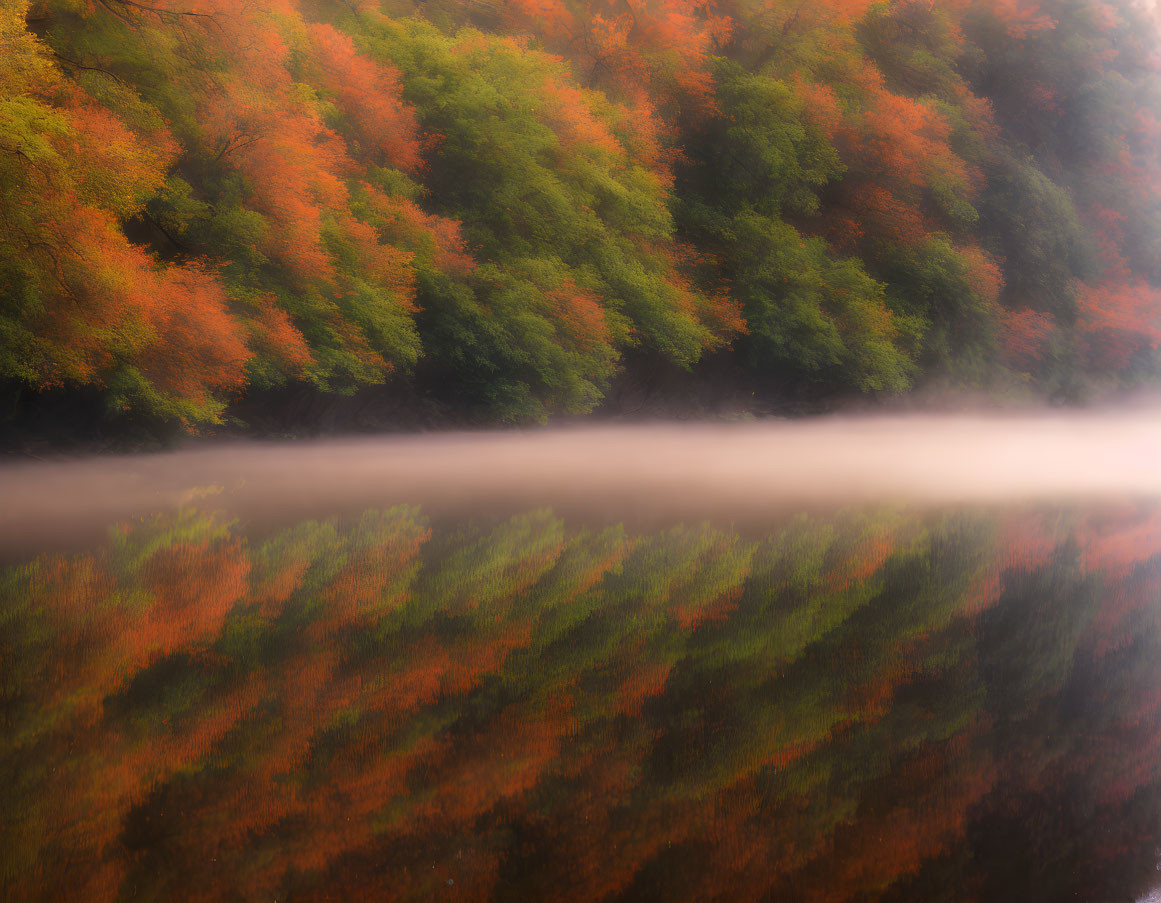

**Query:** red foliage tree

left=306, top=23, right=423, bottom=172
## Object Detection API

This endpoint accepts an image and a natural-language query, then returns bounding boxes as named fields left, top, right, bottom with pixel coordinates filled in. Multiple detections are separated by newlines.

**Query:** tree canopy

left=3, top=0, right=1160, bottom=428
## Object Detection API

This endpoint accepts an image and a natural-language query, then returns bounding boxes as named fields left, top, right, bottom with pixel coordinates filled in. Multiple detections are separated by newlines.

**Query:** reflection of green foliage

left=976, top=541, right=1101, bottom=724
left=3, top=504, right=1161, bottom=902
left=406, top=509, right=564, bottom=625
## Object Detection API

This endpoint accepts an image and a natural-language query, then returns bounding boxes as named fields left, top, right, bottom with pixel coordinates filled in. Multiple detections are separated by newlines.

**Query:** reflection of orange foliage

left=417, top=703, right=570, bottom=823
left=11, top=526, right=261, bottom=901
left=137, top=538, right=251, bottom=662
left=823, top=529, right=898, bottom=594
left=799, top=730, right=996, bottom=902
left=995, top=513, right=1059, bottom=575
left=34, top=532, right=250, bottom=704
left=9, top=505, right=1161, bottom=902
left=1073, top=508, right=1161, bottom=658
left=1080, top=508, right=1161, bottom=576
left=314, top=526, right=431, bottom=633
left=614, top=658, right=674, bottom=714
left=672, top=588, right=739, bottom=629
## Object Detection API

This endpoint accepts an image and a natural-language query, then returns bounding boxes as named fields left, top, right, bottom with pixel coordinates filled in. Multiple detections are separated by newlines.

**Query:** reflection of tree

left=3, top=505, right=1161, bottom=901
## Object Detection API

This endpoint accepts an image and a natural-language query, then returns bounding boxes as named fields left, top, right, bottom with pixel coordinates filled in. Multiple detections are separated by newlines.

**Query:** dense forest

left=3, top=0, right=1161, bottom=434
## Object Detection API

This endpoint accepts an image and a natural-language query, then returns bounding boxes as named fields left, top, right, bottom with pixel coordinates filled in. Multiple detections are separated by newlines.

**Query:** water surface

left=4, top=417, right=1161, bottom=901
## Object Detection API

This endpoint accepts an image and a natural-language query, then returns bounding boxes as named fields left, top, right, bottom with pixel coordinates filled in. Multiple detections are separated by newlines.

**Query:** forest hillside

left=2, top=0, right=1160, bottom=434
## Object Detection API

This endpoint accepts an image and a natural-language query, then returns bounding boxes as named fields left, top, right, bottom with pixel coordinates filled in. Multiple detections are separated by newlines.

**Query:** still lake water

left=4, top=418, right=1161, bottom=902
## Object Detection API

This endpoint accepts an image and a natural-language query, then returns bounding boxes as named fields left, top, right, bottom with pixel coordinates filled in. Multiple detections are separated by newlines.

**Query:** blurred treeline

left=4, top=503, right=1161, bottom=899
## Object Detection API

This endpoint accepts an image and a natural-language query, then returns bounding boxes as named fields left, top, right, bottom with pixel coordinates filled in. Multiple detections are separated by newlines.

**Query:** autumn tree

left=0, top=2, right=250, bottom=424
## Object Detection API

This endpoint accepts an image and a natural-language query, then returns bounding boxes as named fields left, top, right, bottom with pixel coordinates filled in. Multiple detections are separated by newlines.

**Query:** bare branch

left=51, top=52, right=131, bottom=89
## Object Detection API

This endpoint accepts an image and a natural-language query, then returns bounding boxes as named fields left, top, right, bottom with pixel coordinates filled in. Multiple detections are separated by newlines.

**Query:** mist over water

left=3, top=409, right=1161, bottom=555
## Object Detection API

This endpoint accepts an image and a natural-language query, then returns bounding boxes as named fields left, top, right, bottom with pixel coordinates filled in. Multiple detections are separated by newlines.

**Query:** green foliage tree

left=678, top=60, right=915, bottom=393
left=977, top=155, right=1094, bottom=322
left=354, top=17, right=737, bottom=418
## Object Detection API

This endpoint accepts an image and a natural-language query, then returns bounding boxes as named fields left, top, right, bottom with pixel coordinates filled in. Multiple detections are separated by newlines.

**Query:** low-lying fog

left=3, top=410, right=1161, bottom=555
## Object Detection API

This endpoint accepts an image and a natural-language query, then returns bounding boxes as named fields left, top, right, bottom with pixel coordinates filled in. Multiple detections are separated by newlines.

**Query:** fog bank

left=3, top=411, right=1161, bottom=555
